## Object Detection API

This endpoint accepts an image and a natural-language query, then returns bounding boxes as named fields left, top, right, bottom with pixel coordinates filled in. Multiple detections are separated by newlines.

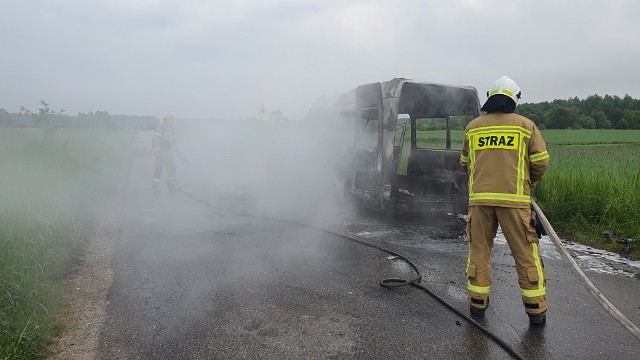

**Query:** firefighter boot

left=167, top=177, right=178, bottom=192
left=525, top=299, right=547, bottom=326
left=527, top=309, right=547, bottom=326
left=469, top=297, right=489, bottom=318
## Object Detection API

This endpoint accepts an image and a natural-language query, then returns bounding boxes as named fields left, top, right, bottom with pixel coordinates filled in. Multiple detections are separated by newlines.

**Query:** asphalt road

left=96, top=127, right=639, bottom=359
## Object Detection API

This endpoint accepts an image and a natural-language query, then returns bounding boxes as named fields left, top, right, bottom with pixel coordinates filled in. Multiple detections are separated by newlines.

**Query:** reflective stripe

left=517, top=139, right=526, bottom=195
left=530, top=151, right=550, bottom=162
left=460, top=155, right=469, bottom=164
left=468, top=135, right=477, bottom=194
left=468, top=280, right=491, bottom=294
left=533, top=242, right=545, bottom=291
left=521, top=243, right=546, bottom=297
left=521, top=288, right=546, bottom=297
left=489, top=89, right=514, bottom=97
left=469, top=192, right=531, bottom=203
left=467, top=126, right=531, bottom=138
left=465, top=235, right=490, bottom=295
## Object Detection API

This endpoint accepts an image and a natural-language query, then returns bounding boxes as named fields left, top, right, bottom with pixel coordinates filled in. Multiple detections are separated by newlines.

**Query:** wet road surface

left=97, top=129, right=639, bottom=359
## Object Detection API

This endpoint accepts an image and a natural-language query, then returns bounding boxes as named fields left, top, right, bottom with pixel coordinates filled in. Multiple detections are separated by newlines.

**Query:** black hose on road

left=181, top=190, right=526, bottom=360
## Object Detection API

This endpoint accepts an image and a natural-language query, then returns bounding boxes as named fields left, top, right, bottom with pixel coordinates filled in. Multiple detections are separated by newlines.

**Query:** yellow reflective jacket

left=460, top=113, right=550, bottom=208
left=152, top=124, right=176, bottom=152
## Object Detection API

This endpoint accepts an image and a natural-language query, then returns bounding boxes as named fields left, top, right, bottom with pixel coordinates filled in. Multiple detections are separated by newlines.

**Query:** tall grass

left=0, top=128, right=132, bottom=359
left=0, top=208, right=80, bottom=359
left=533, top=144, right=640, bottom=257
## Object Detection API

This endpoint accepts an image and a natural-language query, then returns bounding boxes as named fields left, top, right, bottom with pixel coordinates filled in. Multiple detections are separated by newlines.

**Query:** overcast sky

left=2, top=0, right=639, bottom=120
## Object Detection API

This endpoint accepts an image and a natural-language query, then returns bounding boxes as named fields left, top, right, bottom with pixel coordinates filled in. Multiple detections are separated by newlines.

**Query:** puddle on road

left=494, top=228, right=640, bottom=278
left=563, top=241, right=640, bottom=278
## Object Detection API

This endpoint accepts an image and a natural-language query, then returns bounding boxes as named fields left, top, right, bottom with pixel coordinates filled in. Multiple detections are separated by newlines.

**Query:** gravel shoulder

left=46, top=201, right=120, bottom=360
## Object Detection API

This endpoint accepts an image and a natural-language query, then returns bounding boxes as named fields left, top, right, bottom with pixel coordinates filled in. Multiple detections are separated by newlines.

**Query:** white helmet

left=486, top=76, right=521, bottom=105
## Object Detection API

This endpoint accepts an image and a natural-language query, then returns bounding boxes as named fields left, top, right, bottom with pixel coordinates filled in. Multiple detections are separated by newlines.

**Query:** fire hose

left=531, top=199, right=640, bottom=341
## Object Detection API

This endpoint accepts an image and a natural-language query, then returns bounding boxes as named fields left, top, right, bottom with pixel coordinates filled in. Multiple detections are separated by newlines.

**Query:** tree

left=517, top=103, right=546, bottom=127
left=602, top=95, right=623, bottom=125
left=545, top=106, right=579, bottom=129
left=583, top=94, right=602, bottom=115
left=19, top=100, right=65, bottom=140
left=516, top=95, right=640, bottom=129
left=575, top=114, right=596, bottom=129
left=592, top=111, right=612, bottom=129
left=615, top=118, right=629, bottom=129
left=621, top=110, right=640, bottom=129
left=0, top=108, right=12, bottom=126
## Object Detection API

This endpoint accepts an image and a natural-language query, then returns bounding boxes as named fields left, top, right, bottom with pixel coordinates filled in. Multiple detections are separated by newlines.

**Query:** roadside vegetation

left=533, top=130, right=640, bottom=259
left=0, top=128, right=133, bottom=359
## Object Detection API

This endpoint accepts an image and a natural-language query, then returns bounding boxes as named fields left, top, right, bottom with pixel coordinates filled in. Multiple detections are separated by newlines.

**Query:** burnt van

left=306, top=78, right=481, bottom=214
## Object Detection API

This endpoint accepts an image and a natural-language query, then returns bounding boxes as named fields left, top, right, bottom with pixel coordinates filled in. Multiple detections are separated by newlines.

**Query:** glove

left=530, top=202, right=546, bottom=239
left=531, top=211, right=546, bottom=239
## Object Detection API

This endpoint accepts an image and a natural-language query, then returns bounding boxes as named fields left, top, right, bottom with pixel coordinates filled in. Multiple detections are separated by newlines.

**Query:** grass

left=533, top=130, right=640, bottom=258
left=0, top=208, right=79, bottom=359
left=0, top=128, right=132, bottom=359
left=539, top=129, right=640, bottom=145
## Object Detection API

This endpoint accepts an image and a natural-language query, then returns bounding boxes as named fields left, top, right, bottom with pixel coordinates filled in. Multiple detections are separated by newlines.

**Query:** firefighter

left=460, top=76, right=550, bottom=325
left=152, top=113, right=179, bottom=192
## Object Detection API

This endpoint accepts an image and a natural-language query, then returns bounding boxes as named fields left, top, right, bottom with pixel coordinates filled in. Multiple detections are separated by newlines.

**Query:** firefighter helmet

left=486, top=76, right=521, bottom=105
left=162, top=113, right=175, bottom=123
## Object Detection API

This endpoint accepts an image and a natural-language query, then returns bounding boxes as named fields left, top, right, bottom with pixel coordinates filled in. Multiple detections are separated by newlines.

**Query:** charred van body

left=307, top=78, right=481, bottom=214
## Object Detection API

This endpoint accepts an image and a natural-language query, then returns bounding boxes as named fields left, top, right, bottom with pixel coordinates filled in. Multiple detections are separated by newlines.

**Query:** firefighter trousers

left=152, top=150, right=176, bottom=191
left=465, top=205, right=547, bottom=315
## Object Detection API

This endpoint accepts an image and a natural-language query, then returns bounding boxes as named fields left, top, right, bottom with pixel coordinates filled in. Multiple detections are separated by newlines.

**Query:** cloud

left=1, top=1, right=639, bottom=118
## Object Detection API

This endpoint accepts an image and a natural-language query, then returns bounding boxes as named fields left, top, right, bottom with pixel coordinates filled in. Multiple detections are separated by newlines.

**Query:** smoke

left=176, top=116, right=350, bottom=228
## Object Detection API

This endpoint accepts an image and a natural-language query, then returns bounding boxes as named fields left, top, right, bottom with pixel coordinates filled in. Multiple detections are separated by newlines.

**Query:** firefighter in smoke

left=460, top=76, right=550, bottom=325
left=152, top=113, right=179, bottom=192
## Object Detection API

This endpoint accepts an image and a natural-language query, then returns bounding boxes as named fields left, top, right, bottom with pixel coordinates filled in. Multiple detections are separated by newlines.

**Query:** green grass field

left=504, top=130, right=639, bottom=258
left=0, top=128, right=132, bottom=359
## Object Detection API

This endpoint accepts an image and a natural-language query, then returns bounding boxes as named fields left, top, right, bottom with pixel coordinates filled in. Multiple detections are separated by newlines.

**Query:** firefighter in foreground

left=460, top=76, right=550, bottom=325
left=152, top=113, right=179, bottom=192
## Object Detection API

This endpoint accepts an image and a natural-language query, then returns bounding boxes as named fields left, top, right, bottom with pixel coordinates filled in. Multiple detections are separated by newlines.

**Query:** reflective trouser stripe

left=466, top=239, right=491, bottom=296
left=521, top=288, right=546, bottom=297
left=521, top=243, right=546, bottom=297
left=467, top=281, right=491, bottom=294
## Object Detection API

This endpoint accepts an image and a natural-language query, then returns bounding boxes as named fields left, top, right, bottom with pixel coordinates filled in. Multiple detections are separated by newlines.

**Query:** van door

left=353, top=83, right=383, bottom=202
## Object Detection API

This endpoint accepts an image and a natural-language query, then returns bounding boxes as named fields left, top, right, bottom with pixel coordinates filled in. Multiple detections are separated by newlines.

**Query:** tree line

left=0, top=101, right=157, bottom=130
left=3, top=93, right=640, bottom=131
left=516, top=94, right=640, bottom=129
